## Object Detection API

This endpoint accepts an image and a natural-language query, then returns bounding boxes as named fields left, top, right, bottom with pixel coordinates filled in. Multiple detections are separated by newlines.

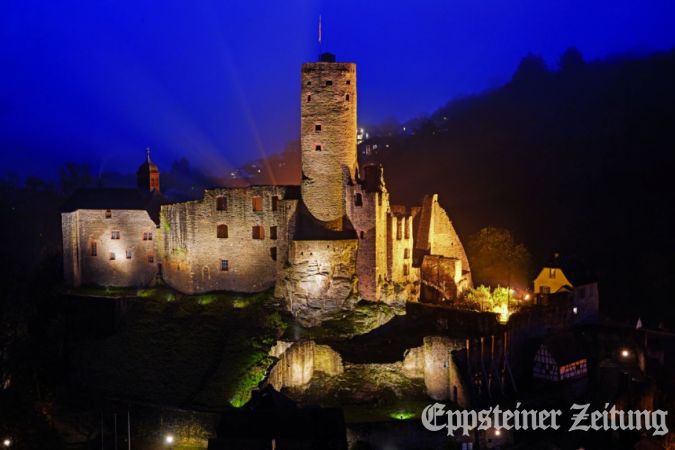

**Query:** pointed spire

left=146, top=146, right=151, bottom=162
left=318, top=15, right=322, bottom=47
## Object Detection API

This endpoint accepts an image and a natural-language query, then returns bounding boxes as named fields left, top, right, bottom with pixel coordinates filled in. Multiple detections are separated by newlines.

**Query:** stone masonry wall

left=62, top=209, right=158, bottom=287
left=301, top=61, right=357, bottom=224
left=267, top=340, right=344, bottom=390
left=278, top=239, right=358, bottom=326
left=159, top=186, right=292, bottom=294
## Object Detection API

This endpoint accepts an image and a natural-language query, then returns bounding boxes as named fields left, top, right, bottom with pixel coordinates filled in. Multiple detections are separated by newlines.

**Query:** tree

left=559, top=47, right=585, bottom=72
left=58, top=162, right=93, bottom=195
left=467, top=227, right=533, bottom=289
left=511, top=53, right=549, bottom=84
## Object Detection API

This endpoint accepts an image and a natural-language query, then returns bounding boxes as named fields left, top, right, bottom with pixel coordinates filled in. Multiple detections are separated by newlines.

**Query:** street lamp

left=2, top=438, right=11, bottom=447
left=164, top=434, right=174, bottom=446
left=621, top=349, right=630, bottom=358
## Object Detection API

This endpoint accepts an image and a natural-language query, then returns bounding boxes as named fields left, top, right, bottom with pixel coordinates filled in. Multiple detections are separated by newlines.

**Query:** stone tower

left=300, top=53, right=357, bottom=227
left=137, top=147, right=160, bottom=193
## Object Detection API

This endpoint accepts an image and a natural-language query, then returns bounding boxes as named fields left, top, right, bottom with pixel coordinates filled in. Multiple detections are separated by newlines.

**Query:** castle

left=61, top=53, right=472, bottom=325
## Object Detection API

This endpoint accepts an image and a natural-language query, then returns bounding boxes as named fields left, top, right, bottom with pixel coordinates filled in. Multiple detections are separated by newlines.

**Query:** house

left=533, top=333, right=588, bottom=382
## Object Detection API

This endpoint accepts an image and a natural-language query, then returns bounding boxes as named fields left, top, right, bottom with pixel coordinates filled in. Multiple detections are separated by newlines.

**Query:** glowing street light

left=572, top=306, right=578, bottom=314
left=2, top=438, right=11, bottom=447
left=524, top=293, right=531, bottom=301
left=495, top=429, right=501, bottom=436
left=164, top=434, right=175, bottom=446
left=621, top=349, right=630, bottom=358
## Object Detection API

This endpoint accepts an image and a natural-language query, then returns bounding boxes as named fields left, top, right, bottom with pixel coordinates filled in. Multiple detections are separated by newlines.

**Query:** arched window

left=217, top=224, right=228, bottom=238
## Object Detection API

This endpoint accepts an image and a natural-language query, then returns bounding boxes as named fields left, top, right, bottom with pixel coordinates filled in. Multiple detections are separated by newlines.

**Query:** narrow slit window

left=315, top=144, right=322, bottom=151
left=252, top=225, right=264, bottom=240
left=252, top=196, right=263, bottom=212
left=355, top=193, right=363, bottom=207
left=91, top=242, right=97, bottom=256
left=126, top=249, right=132, bottom=259
left=403, top=265, right=409, bottom=276
left=307, top=95, right=311, bottom=102
left=148, top=254, right=155, bottom=264
left=396, top=219, right=402, bottom=240
left=272, top=196, right=279, bottom=211
left=346, top=80, right=351, bottom=85
left=404, top=248, right=410, bottom=259
left=270, top=226, right=278, bottom=240
left=270, top=247, right=277, bottom=261
left=315, top=124, right=321, bottom=132
left=325, top=80, right=332, bottom=86
left=345, top=94, right=350, bottom=101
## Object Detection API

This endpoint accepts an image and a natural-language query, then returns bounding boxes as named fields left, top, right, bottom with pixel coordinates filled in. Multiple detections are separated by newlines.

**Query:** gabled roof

left=541, top=332, right=587, bottom=366
left=61, top=188, right=164, bottom=224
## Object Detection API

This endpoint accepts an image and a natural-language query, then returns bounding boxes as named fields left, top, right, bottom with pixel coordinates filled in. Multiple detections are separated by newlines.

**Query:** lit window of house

left=216, top=196, right=228, bottom=211
left=111, top=231, right=120, bottom=240
left=252, top=225, right=264, bottom=240
left=252, top=196, right=263, bottom=212
left=217, top=224, right=228, bottom=239
left=220, top=260, right=229, bottom=271
left=270, top=226, right=278, bottom=240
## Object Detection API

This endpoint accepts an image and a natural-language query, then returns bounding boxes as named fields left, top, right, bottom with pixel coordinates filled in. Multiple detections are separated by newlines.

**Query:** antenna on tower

left=318, top=15, right=322, bottom=49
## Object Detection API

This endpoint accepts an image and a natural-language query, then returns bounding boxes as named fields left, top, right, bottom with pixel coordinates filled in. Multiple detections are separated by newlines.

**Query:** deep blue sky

left=2, top=0, right=675, bottom=180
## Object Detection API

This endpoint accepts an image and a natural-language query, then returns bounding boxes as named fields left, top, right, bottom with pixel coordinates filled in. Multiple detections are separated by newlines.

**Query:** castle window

left=315, top=124, right=322, bottom=132
left=217, top=224, right=228, bottom=239
left=396, top=219, right=402, bottom=240
left=345, top=94, right=350, bottom=101
left=541, top=286, right=551, bottom=294
left=306, top=80, right=311, bottom=86
left=252, top=225, right=264, bottom=240
left=148, top=254, right=154, bottom=264
left=126, top=249, right=132, bottom=259
left=90, top=242, right=97, bottom=256
left=325, top=80, right=332, bottom=86
left=220, top=259, right=229, bottom=271
left=404, top=248, right=410, bottom=259
left=272, top=196, right=279, bottom=211
left=270, top=247, right=277, bottom=261
left=216, top=196, right=228, bottom=211
left=252, top=196, right=263, bottom=212
left=270, top=226, right=278, bottom=240
left=360, top=231, right=365, bottom=239
left=105, top=209, right=112, bottom=219
left=346, top=80, right=351, bottom=85
left=111, top=231, right=120, bottom=240
left=355, top=193, right=363, bottom=206
left=404, top=265, right=409, bottom=276
left=143, top=232, right=153, bottom=240
left=315, top=144, right=322, bottom=151
left=405, top=218, right=410, bottom=239
left=307, top=95, right=311, bottom=102
left=109, top=252, right=116, bottom=260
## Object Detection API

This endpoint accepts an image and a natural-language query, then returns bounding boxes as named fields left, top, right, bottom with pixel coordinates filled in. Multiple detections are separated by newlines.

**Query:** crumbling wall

left=62, top=209, right=158, bottom=287
left=278, top=239, right=358, bottom=326
left=160, top=186, right=291, bottom=294
left=268, top=341, right=344, bottom=390
left=402, top=337, right=468, bottom=406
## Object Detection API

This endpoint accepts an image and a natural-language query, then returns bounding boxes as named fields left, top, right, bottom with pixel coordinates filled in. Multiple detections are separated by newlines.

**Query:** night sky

left=3, top=0, right=675, bottom=180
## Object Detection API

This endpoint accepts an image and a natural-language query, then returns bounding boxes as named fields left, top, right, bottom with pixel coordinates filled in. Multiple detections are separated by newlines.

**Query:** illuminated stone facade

left=61, top=53, right=472, bottom=325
